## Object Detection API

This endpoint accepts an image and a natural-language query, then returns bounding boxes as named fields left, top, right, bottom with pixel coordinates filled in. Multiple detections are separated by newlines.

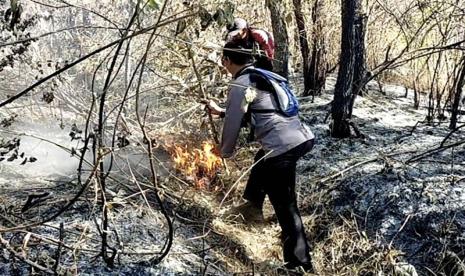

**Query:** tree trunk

left=348, top=14, right=367, bottom=118
left=450, top=57, right=465, bottom=129
left=331, top=0, right=363, bottom=138
left=413, top=79, right=420, bottom=109
left=308, top=0, right=326, bottom=97
left=293, top=0, right=326, bottom=97
left=427, top=53, right=442, bottom=124
left=292, top=0, right=310, bottom=90
left=266, top=0, right=289, bottom=78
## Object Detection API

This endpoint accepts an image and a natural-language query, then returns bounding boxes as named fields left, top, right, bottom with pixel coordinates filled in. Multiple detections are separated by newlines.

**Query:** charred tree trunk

left=266, top=0, right=289, bottom=78
left=348, top=14, right=367, bottom=118
left=450, top=57, right=465, bottom=129
left=331, top=0, right=364, bottom=138
left=377, top=77, right=384, bottom=95
left=307, top=0, right=327, bottom=97
left=427, top=54, right=442, bottom=124
left=413, top=79, right=420, bottom=109
left=293, top=0, right=326, bottom=97
left=293, top=0, right=310, bottom=91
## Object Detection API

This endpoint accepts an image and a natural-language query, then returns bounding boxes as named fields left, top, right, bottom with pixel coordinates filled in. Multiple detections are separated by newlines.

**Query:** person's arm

left=220, top=83, right=247, bottom=158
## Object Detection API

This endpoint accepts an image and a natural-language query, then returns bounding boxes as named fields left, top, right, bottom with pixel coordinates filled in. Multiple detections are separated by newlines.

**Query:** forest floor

left=1, top=76, right=465, bottom=275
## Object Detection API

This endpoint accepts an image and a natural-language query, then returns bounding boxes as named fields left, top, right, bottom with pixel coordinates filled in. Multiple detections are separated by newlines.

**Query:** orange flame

left=169, top=141, right=222, bottom=188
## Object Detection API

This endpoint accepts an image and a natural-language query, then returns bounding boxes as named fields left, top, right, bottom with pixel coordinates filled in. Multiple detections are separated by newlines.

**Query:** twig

left=0, top=12, right=198, bottom=109
left=94, top=1, right=140, bottom=267
left=52, top=222, right=64, bottom=273
left=406, top=139, right=465, bottom=164
left=126, top=158, right=156, bottom=216
left=0, top=25, right=127, bottom=48
left=133, top=0, right=174, bottom=265
left=0, top=129, right=93, bottom=167
left=159, top=103, right=201, bottom=126
left=0, top=212, right=16, bottom=226
left=388, top=214, right=412, bottom=248
left=0, top=234, right=54, bottom=274
left=187, top=230, right=211, bottom=241
left=14, top=230, right=99, bottom=253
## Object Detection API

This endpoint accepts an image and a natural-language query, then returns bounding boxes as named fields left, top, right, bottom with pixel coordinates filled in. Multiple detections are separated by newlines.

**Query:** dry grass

left=311, top=213, right=397, bottom=275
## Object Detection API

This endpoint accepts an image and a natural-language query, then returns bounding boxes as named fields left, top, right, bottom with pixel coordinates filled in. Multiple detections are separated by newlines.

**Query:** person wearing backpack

left=206, top=39, right=315, bottom=272
left=225, top=18, right=275, bottom=71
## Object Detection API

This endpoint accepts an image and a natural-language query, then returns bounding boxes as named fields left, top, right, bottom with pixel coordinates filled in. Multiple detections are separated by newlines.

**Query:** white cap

left=227, top=18, right=248, bottom=31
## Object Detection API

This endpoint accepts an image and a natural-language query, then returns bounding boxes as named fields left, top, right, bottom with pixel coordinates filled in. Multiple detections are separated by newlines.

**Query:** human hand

left=201, top=99, right=225, bottom=116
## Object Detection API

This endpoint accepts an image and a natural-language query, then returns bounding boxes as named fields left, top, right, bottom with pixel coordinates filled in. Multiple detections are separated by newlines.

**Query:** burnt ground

left=0, top=77, right=464, bottom=275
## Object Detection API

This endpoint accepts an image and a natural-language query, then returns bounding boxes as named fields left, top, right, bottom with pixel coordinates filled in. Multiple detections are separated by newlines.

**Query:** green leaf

left=147, top=0, right=160, bottom=10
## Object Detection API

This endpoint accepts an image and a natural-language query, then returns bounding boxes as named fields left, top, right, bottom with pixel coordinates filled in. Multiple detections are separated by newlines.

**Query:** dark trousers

left=243, top=140, right=314, bottom=267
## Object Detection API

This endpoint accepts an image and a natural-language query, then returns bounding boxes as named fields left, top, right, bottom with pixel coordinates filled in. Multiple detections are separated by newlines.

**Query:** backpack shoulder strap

left=235, top=67, right=278, bottom=115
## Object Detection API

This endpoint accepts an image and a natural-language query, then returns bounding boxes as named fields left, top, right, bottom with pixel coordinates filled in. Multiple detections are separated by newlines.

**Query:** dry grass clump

left=312, top=214, right=398, bottom=275
left=212, top=218, right=282, bottom=263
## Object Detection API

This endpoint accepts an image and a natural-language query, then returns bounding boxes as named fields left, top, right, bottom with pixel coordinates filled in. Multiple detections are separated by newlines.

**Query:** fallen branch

left=407, top=139, right=465, bottom=164
left=440, top=123, right=465, bottom=147
left=319, top=150, right=417, bottom=184
left=0, top=234, right=54, bottom=274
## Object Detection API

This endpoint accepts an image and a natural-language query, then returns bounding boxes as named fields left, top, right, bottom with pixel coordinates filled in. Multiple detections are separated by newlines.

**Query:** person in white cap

left=225, top=18, right=275, bottom=71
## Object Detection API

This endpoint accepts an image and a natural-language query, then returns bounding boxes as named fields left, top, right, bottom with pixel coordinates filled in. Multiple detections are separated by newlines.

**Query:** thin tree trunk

left=308, top=0, right=326, bottom=97
left=428, top=53, right=442, bottom=123
left=450, top=57, right=465, bottom=129
left=266, top=0, right=289, bottom=78
left=377, top=77, right=384, bottom=95
left=413, top=79, right=420, bottom=109
left=331, top=0, right=363, bottom=138
left=293, top=0, right=326, bottom=97
left=293, top=0, right=310, bottom=91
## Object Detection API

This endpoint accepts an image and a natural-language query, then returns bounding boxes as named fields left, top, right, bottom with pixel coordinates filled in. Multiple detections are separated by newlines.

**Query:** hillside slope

left=1, top=79, right=464, bottom=275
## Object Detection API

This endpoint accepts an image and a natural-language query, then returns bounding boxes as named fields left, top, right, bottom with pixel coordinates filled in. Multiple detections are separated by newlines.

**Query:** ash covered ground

left=1, top=76, right=464, bottom=275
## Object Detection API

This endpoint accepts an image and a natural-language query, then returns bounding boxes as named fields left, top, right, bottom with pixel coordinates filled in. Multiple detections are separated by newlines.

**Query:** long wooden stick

left=188, top=47, right=220, bottom=143
left=188, top=47, right=229, bottom=173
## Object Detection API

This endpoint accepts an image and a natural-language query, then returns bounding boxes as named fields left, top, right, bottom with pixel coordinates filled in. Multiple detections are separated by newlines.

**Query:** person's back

left=222, top=67, right=313, bottom=158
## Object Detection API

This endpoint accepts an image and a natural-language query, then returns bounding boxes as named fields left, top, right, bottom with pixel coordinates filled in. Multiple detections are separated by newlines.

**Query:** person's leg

left=243, top=139, right=312, bottom=206
left=264, top=145, right=313, bottom=269
left=243, top=149, right=267, bottom=208
left=225, top=149, right=266, bottom=223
